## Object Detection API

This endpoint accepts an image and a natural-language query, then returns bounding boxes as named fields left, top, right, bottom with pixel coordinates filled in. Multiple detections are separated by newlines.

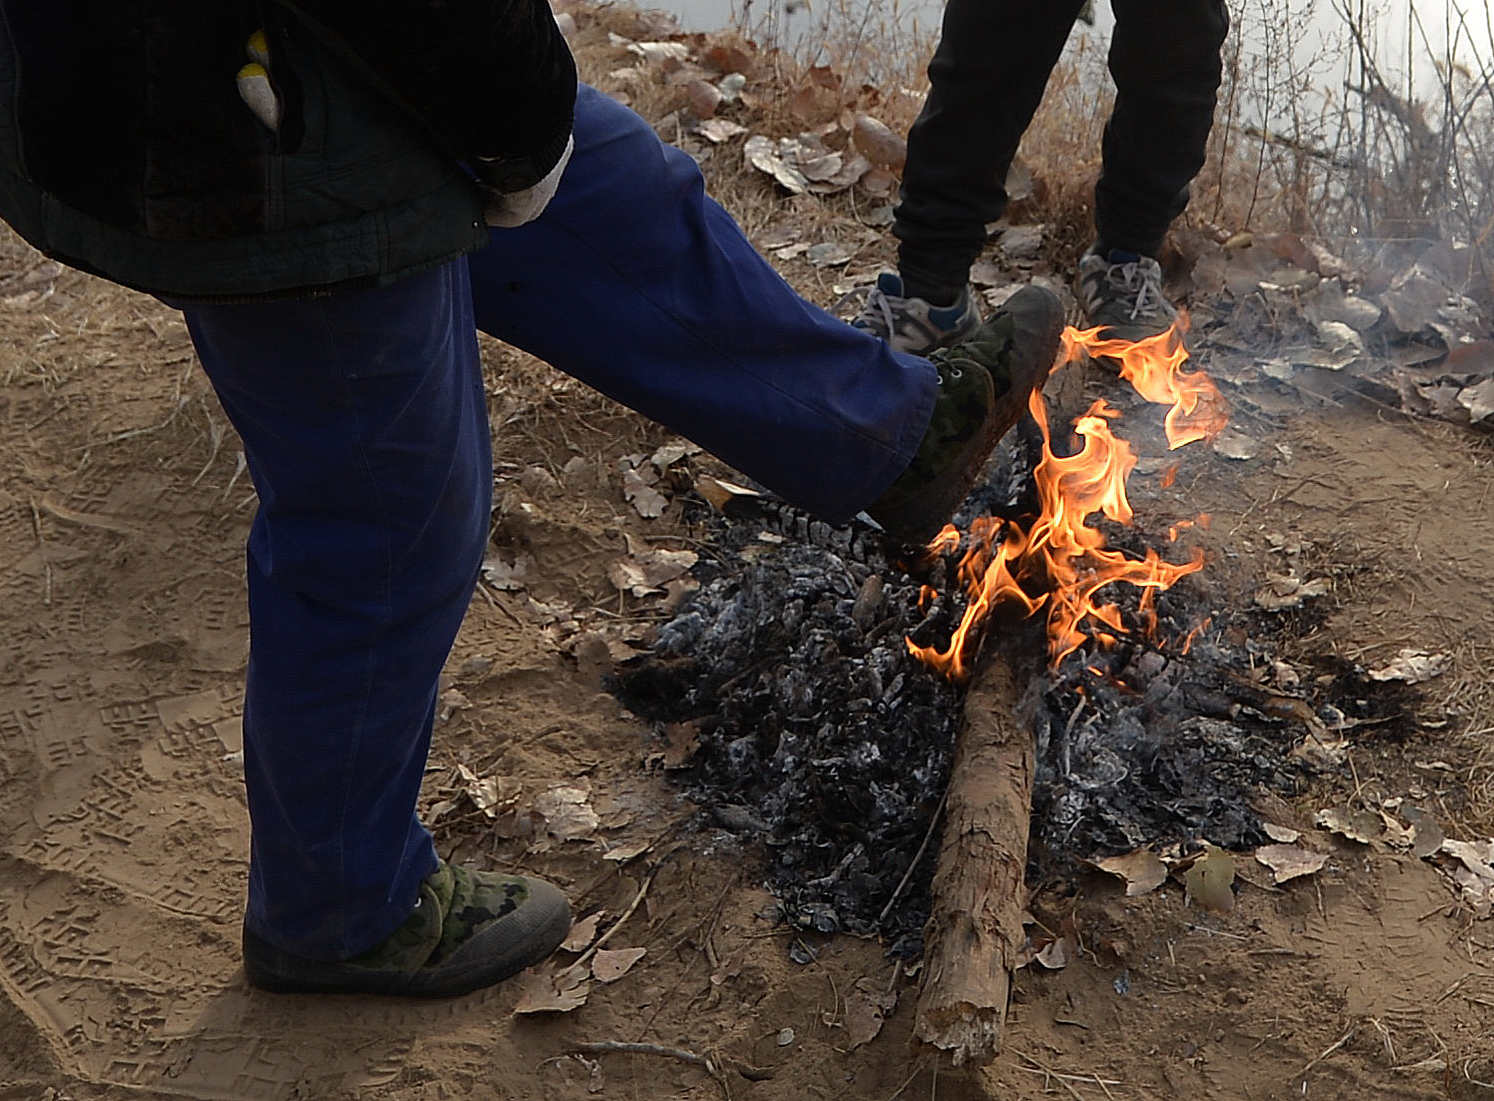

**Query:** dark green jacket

left=0, top=1, right=577, bottom=300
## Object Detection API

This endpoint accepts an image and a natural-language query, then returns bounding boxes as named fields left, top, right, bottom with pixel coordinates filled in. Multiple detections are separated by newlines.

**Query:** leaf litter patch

left=610, top=471, right=1433, bottom=959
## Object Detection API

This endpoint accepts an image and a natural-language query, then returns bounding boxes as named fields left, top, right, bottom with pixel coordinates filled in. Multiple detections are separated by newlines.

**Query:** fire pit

left=610, top=324, right=1403, bottom=963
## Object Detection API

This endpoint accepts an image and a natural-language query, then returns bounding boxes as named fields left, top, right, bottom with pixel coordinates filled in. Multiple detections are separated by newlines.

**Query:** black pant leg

left=1096, top=0, right=1229, bottom=257
left=894, top=0, right=1087, bottom=301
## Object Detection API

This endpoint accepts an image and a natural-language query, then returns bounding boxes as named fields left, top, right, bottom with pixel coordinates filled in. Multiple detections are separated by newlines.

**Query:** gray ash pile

left=1026, top=574, right=1294, bottom=860
left=611, top=481, right=1364, bottom=957
left=611, top=502, right=964, bottom=958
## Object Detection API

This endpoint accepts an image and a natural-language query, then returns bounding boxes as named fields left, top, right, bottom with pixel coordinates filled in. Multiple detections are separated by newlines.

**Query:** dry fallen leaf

left=1254, top=844, right=1328, bottom=883
left=744, top=135, right=810, bottom=194
left=694, top=475, right=761, bottom=513
left=859, top=166, right=895, bottom=197
left=579, top=1054, right=604, bottom=1094
left=1437, top=839, right=1494, bottom=917
left=1403, top=805, right=1446, bottom=860
left=657, top=721, right=700, bottom=769
left=1440, top=838, right=1494, bottom=873
left=1367, top=647, right=1451, bottom=684
left=560, top=912, right=603, bottom=954
left=684, top=78, right=722, bottom=119
left=1316, top=805, right=1383, bottom=844
left=1094, top=849, right=1168, bottom=896
left=1376, top=809, right=1415, bottom=850
left=797, top=151, right=844, bottom=183
left=626, top=40, right=689, bottom=64
left=1254, top=573, right=1330, bottom=610
left=850, top=114, right=906, bottom=168
left=1262, top=821, right=1302, bottom=843
left=1031, top=914, right=1082, bottom=971
left=1034, top=934, right=1075, bottom=969
left=622, top=466, right=669, bottom=518
left=1458, top=376, right=1494, bottom=424
left=697, top=117, right=747, bottom=143
left=787, top=82, right=839, bottom=121
left=592, top=946, right=647, bottom=982
left=454, top=764, right=522, bottom=819
left=844, top=989, right=893, bottom=1049
left=703, top=43, right=753, bottom=74
left=607, top=547, right=698, bottom=597
left=437, top=687, right=470, bottom=722
left=513, top=962, right=591, bottom=1014
left=603, top=840, right=650, bottom=863
left=532, top=783, right=600, bottom=843
left=648, top=441, right=697, bottom=470
left=1182, top=845, right=1236, bottom=912
left=709, top=945, right=746, bottom=986
left=481, top=552, right=533, bottom=591
left=806, top=241, right=855, bottom=267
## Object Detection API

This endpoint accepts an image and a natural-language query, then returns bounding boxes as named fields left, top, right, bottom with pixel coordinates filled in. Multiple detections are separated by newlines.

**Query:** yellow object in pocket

left=246, top=28, right=271, bottom=67
left=236, top=62, right=280, bottom=131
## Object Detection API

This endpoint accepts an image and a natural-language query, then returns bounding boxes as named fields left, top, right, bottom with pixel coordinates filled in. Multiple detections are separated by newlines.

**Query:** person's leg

left=1094, top=0, right=1229, bottom=258
left=894, top=0, right=1088, bottom=304
left=177, top=261, right=487, bottom=961
left=465, top=85, right=936, bottom=526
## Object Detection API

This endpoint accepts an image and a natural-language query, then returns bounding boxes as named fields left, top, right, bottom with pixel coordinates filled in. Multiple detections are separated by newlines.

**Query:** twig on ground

left=561, top=865, right=656, bottom=980
left=1013, top=1051, right=1123, bottom=1101
left=877, top=785, right=949, bottom=927
left=571, top=1039, right=774, bottom=1090
left=27, top=498, right=52, bottom=607
left=883, top=1065, right=921, bottom=1101
left=39, top=494, right=141, bottom=536
left=1298, top=1022, right=1355, bottom=1076
left=1012, top=1060, right=1090, bottom=1101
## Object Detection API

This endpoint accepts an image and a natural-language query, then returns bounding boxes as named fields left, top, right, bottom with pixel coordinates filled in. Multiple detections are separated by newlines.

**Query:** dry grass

left=729, top=0, right=942, bottom=92
left=1210, top=0, right=1494, bottom=306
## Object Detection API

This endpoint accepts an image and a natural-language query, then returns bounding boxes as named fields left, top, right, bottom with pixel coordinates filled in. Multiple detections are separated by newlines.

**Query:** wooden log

left=913, top=652, right=1034, bottom=1067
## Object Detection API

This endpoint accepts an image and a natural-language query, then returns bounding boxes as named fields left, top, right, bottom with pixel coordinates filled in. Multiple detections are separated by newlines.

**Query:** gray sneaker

left=851, top=272, right=982, bottom=356
left=1074, top=248, right=1178, bottom=344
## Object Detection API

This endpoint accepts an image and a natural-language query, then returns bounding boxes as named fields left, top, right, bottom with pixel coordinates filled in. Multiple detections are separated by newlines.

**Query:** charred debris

left=609, top=444, right=1417, bottom=959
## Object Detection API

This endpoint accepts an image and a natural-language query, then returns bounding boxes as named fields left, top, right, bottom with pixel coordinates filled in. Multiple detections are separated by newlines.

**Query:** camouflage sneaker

left=866, top=285, right=1064, bottom=546
left=242, top=861, right=571, bottom=997
left=1074, top=247, right=1179, bottom=345
left=851, top=271, right=982, bottom=355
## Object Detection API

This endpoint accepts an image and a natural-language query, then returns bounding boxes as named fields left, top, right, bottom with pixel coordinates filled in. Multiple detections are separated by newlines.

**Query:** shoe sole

left=878, top=286, right=1064, bottom=546
left=981, top=285, right=1065, bottom=449
left=243, top=876, right=573, bottom=997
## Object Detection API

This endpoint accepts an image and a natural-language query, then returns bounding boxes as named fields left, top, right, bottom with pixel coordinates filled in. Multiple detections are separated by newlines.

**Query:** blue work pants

left=179, top=85, right=935, bottom=960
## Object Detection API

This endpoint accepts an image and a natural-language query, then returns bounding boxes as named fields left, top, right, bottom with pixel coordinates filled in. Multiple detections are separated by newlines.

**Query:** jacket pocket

left=264, top=26, right=473, bottom=236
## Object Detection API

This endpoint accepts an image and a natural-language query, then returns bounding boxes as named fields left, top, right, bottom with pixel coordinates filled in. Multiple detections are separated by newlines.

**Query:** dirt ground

left=4, top=37, right=1494, bottom=1101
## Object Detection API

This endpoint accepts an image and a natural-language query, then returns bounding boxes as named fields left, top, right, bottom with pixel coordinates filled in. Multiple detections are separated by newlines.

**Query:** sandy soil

left=3, top=28, right=1494, bottom=1101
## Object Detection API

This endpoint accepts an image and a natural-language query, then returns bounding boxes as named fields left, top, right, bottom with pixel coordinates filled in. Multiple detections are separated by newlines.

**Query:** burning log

left=914, top=647, right=1033, bottom=1067
left=913, top=324, right=1231, bottom=1065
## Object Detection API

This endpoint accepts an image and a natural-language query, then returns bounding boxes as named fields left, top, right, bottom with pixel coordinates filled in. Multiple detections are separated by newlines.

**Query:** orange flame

left=1061, top=320, right=1228, bottom=448
left=908, top=320, right=1227, bottom=681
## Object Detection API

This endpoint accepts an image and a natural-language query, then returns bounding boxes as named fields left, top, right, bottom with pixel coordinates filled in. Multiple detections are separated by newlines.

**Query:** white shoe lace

left=1103, top=259, right=1176, bottom=322
left=852, top=284, right=906, bottom=337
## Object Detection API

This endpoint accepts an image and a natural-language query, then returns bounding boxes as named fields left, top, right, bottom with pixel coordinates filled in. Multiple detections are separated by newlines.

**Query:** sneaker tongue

left=1106, top=248, right=1143, bottom=265
left=350, top=863, right=452, bottom=971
